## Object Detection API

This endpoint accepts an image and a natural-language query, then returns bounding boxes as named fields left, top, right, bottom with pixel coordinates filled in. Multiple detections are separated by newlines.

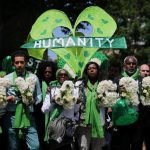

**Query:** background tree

left=105, top=0, right=150, bottom=66
left=0, top=0, right=149, bottom=69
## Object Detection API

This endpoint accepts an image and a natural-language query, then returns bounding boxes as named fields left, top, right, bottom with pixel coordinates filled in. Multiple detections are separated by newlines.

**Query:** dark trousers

left=47, top=137, right=73, bottom=150
left=139, top=126, right=150, bottom=150
left=111, top=121, right=141, bottom=150
left=34, top=103, right=46, bottom=150
left=0, top=117, right=7, bottom=150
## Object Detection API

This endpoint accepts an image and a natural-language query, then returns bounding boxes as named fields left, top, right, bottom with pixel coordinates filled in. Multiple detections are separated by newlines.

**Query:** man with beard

left=4, top=50, right=42, bottom=150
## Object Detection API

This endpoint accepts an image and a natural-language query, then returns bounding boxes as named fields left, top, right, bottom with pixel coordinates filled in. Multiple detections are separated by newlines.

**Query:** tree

left=0, top=0, right=149, bottom=67
left=106, top=0, right=149, bottom=50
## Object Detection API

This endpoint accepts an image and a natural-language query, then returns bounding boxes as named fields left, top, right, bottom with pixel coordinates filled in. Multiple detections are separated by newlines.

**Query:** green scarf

left=42, top=81, right=50, bottom=132
left=12, top=71, right=31, bottom=128
left=121, top=69, right=139, bottom=80
left=85, top=81, right=104, bottom=138
left=42, top=81, right=48, bottom=101
left=44, top=80, right=62, bottom=141
left=49, top=80, right=61, bottom=87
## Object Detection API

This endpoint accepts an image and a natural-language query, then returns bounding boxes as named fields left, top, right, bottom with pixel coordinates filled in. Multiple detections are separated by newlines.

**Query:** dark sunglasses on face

left=141, top=70, right=150, bottom=72
left=58, top=73, right=68, bottom=77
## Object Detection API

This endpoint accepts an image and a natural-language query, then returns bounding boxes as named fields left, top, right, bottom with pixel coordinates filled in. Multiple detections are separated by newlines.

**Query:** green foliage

left=1, top=0, right=149, bottom=67
left=101, top=0, right=150, bottom=66
left=106, top=0, right=149, bottom=50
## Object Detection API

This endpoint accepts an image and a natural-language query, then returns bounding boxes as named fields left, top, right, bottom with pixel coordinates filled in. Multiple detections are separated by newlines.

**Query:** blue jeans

left=4, top=112, right=40, bottom=150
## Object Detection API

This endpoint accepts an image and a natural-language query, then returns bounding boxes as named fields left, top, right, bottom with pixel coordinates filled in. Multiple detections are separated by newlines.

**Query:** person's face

left=140, top=65, right=150, bottom=77
left=124, top=58, right=137, bottom=75
left=44, top=67, right=52, bottom=81
left=13, top=56, right=26, bottom=74
left=87, top=63, right=98, bottom=79
left=57, top=70, right=68, bottom=84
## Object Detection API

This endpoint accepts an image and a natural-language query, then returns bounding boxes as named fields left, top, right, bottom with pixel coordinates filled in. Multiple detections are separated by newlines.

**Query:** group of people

left=0, top=50, right=150, bottom=150
left=109, top=56, right=150, bottom=150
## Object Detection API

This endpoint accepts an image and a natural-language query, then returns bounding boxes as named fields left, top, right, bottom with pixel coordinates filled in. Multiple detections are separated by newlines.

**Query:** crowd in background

left=0, top=50, right=150, bottom=150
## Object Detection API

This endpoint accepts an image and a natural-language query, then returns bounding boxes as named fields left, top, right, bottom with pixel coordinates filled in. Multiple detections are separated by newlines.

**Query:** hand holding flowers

left=97, top=80, right=119, bottom=107
left=0, top=77, right=12, bottom=108
left=119, top=77, right=139, bottom=106
left=15, top=76, right=37, bottom=106
left=54, top=81, right=77, bottom=110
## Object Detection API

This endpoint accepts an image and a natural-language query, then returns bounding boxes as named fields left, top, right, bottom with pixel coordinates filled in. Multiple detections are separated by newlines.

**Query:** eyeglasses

left=141, top=70, right=150, bottom=72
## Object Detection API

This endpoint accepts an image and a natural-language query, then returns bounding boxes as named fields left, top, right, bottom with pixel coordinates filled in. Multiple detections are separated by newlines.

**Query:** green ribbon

left=85, top=81, right=104, bottom=138
left=12, top=71, right=31, bottom=128
left=21, top=36, right=127, bottom=49
left=121, top=68, right=139, bottom=80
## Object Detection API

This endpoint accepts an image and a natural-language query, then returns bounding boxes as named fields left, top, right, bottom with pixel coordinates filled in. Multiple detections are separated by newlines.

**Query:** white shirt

left=41, top=86, right=80, bottom=121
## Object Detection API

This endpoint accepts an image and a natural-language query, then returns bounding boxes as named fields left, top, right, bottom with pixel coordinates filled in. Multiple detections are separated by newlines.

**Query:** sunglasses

left=58, top=73, right=68, bottom=77
left=141, top=70, right=150, bottom=72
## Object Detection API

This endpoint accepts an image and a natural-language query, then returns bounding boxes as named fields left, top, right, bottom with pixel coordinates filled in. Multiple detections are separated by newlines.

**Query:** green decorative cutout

left=78, top=61, right=84, bottom=68
left=26, top=6, right=118, bottom=77
left=64, top=53, right=71, bottom=59
left=40, top=29, right=47, bottom=35
left=97, top=28, right=103, bottom=34
left=84, top=51, right=89, bottom=57
left=77, top=70, right=81, bottom=77
left=88, top=14, right=94, bottom=20
left=42, top=17, right=49, bottom=22
left=101, top=18, right=108, bottom=24
left=30, top=9, right=72, bottom=39
left=55, top=18, right=63, bottom=23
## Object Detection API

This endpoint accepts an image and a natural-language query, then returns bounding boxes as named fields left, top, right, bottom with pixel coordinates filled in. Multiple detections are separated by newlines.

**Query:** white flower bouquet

left=54, top=80, right=77, bottom=110
left=140, top=76, right=150, bottom=106
left=0, top=77, right=12, bottom=108
left=15, top=76, right=37, bottom=105
left=119, top=77, right=139, bottom=106
left=97, top=80, right=119, bottom=107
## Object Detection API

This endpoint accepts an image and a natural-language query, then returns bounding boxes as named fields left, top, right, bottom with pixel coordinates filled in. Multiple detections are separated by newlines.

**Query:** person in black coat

left=138, top=64, right=150, bottom=150
left=111, top=56, right=141, bottom=150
